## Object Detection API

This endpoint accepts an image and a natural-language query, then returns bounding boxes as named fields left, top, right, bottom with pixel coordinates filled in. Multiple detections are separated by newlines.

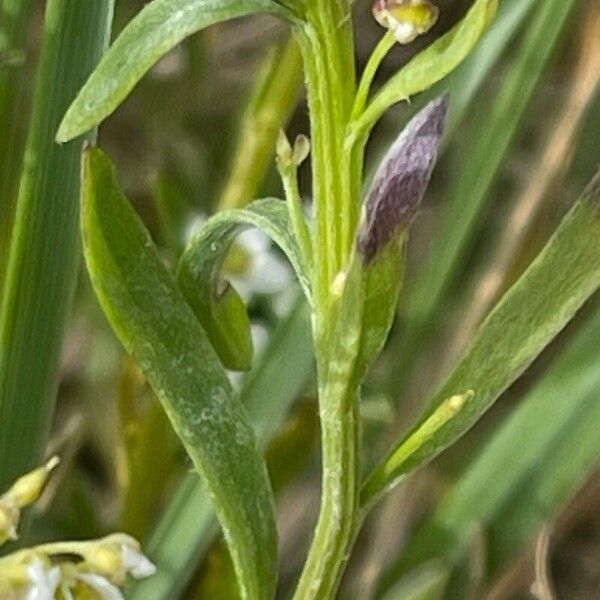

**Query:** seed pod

left=357, top=95, right=448, bottom=263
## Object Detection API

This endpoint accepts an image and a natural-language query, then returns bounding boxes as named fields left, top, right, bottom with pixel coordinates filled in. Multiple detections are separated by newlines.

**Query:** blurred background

left=1, top=0, right=599, bottom=598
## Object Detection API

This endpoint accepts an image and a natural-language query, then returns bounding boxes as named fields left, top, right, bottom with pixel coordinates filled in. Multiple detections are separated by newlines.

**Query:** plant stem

left=0, top=0, right=114, bottom=488
left=352, top=32, right=395, bottom=120
left=292, top=1, right=364, bottom=597
left=292, top=381, right=359, bottom=599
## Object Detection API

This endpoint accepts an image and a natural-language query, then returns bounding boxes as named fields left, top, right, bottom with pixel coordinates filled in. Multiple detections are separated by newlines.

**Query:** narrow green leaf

left=0, top=0, right=114, bottom=489
left=57, top=0, right=296, bottom=142
left=362, top=170, right=600, bottom=504
left=177, top=198, right=311, bottom=370
left=378, top=303, right=600, bottom=594
left=82, top=147, right=277, bottom=600
left=349, top=0, right=497, bottom=140
left=128, top=298, right=313, bottom=600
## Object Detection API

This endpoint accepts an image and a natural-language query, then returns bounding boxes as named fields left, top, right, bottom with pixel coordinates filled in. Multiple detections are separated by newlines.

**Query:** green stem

left=292, top=381, right=359, bottom=599
left=277, top=159, right=314, bottom=270
left=0, top=0, right=114, bottom=488
left=292, top=2, right=365, bottom=597
left=352, top=32, right=395, bottom=121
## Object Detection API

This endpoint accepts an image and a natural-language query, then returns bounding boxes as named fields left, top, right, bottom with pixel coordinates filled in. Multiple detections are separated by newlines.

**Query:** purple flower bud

left=357, top=94, right=448, bottom=263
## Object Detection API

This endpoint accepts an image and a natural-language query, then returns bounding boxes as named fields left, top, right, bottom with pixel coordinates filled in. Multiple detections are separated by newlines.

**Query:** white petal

left=76, top=573, right=124, bottom=600
left=249, top=252, right=291, bottom=295
left=25, top=559, right=61, bottom=600
left=121, top=545, right=156, bottom=579
left=237, top=228, right=270, bottom=254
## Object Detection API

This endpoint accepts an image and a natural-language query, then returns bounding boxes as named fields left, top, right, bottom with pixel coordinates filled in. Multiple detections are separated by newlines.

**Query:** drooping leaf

left=362, top=170, right=600, bottom=504
left=57, top=0, right=297, bottom=142
left=177, top=198, right=312, bottom=371
left=81, top=147, right=277, bottom=600
left=128, top=298, right=313, bottom=600
left=349, top=0, right=497, bottom=140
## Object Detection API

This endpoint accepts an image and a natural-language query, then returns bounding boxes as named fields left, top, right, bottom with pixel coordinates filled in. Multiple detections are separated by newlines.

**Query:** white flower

left=229, top=229, right=292, bottom=299
left=74, top=573, right=124, bottom=600
left=24, top=559, right=61, bottom=600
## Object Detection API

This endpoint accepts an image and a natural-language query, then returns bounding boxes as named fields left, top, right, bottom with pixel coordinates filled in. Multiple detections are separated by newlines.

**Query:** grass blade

left=362, top=170, right=600, bottom=504
left=57, top=0, right=296, bottom=142
left=82, top=147, right=278, bottom=600
left=0, top=0, right=114, bottom=489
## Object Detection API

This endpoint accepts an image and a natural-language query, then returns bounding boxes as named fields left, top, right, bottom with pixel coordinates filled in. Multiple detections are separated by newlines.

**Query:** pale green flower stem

left=290, top=2, right=367, bottom=597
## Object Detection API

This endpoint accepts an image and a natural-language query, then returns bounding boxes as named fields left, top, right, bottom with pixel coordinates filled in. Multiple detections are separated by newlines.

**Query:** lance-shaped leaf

left=81, top=147, right=277, bottom=600
left=355, top=96, right=447, bottom=371
left=362, top=169, right=600, bottom=505
left=57, top=0, right=297, bottom=142
left=379, top=305, right=600, bottom=595
left=349, top=0, right=496, bottom=140
left=177, top=198, right=311, bottom=371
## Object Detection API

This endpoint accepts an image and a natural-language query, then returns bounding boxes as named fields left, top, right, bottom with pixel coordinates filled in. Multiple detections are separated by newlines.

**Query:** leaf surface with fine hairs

left=81, top=147, right=277, bottom=600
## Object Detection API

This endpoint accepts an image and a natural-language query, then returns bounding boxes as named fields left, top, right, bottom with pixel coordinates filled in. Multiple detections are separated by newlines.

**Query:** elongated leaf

left=362, top=170, right=600, bottom=504
left=349, top=0, right=497, bottom=140
left=0, top=0, right=114, bottom=489
left=82, top=147, right=277, bottom=600
left=57, top=0, right=296, bottom=142
left=379, top=303, right=600, bottom=594
left=177, top=198, right=311, bottom=370
left=129, top=298, right=313, bottom=600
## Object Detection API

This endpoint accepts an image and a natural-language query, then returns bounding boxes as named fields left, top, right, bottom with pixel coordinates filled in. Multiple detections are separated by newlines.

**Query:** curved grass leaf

left=57, top=0, right=297, bottom=142
left=349, top=0, right=497, bottom=140
left=379, top=303, right=600, bottom=594
left=82, top=147, right=277, bottom=600
left=362, top=170, right=600, bottom=504
left=177, top=198, right=311, bottom=370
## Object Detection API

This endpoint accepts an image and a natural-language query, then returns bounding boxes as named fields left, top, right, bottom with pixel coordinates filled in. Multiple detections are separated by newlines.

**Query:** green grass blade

left=0, top=0, right=114, bottom=489
left=362, top=170, right=600, bottom=504
left=56, top=0, right=296, bottom=142
left=378, top=303, right=600, bottom=594
left=0, top=0, right=33, bottom=234
left=128, top=298, right=313, bottom=600
left=82, top=147, right=278, bottom=600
